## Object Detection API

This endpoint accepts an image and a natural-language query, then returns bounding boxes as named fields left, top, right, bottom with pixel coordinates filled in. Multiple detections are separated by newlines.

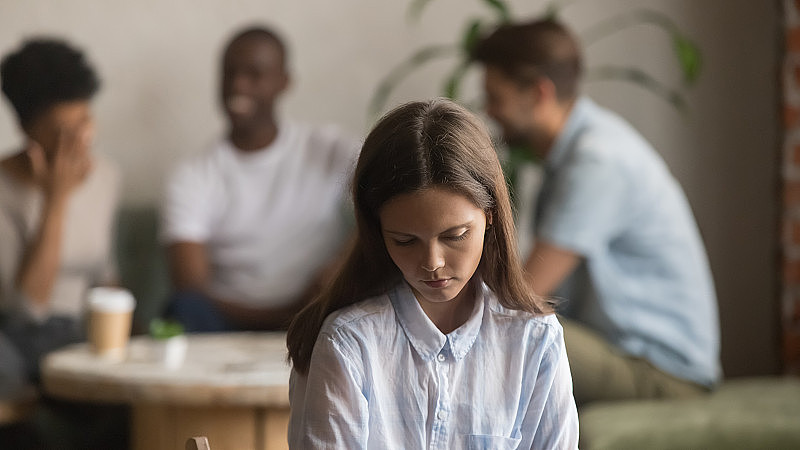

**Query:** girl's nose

left=420, top=244, right=445, bottom=273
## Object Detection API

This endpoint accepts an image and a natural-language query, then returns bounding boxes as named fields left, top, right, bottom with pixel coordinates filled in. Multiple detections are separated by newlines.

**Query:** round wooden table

left=41, top=332, right=291, bottom=450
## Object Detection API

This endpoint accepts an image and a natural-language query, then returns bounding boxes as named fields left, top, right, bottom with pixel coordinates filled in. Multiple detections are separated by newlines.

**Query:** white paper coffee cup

left=87, top=287, right=136, bottom=361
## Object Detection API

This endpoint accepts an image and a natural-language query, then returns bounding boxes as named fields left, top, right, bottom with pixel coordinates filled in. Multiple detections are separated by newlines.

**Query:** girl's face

left=379, top=186, right=487, bottom=309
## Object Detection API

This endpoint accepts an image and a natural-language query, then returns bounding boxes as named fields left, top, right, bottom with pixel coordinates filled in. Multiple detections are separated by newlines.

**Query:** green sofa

left=579, top=377, right=800, bottom=449
left=114, top=205, right=170, bottom=334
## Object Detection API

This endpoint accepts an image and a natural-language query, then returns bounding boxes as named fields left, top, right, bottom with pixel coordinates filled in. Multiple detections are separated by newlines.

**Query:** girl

left=287, top=99, right=578, bottom=449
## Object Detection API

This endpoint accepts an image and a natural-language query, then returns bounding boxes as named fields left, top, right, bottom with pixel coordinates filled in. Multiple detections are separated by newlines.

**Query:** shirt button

left=437, top=410, right=447, bottom=420
left=437, top=354, right=445, bottom=362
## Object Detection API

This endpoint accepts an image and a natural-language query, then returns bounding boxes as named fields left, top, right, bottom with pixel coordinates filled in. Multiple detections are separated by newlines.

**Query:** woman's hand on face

left=27, top=121, right=94, bottom=200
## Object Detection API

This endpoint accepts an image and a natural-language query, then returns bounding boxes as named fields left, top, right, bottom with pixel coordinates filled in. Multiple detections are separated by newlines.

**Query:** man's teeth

left=227, top=96, right=255, bottom=114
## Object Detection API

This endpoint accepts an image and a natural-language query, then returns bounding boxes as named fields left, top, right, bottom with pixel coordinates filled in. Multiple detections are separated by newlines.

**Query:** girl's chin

left=413, top=283, right=465, bottom=304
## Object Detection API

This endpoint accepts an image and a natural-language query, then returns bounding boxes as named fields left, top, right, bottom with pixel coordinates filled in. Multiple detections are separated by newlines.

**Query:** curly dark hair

left=1, top=38, right=100, bottom=128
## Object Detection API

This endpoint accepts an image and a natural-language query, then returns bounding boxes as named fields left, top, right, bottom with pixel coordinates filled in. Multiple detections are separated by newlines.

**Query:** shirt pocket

left=463, top=434, right=522, bottom=450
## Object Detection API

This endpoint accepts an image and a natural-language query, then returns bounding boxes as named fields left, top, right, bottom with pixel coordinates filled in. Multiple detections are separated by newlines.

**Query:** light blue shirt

left=536, top=97, right=721, bottom=387
left=289, top=280, right=579, bottom=449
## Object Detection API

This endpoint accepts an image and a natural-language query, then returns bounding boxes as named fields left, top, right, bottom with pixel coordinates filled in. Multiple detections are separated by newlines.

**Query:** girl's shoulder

left=484, top=301, right=564, bottom=359
left=319, top=293, right=396, bottom=340
left=483, top=289, right=563, bottom=336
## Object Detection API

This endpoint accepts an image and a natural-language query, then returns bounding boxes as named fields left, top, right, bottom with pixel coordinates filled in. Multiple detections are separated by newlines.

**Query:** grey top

left=0, top=157, right=119, bottom=322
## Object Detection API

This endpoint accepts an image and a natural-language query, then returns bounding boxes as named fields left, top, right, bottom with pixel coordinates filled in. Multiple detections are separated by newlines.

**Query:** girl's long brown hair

left=287, top=98, right=552, bottom=374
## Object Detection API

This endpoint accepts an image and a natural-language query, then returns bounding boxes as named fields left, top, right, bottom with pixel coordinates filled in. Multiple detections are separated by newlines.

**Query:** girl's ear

left=485, top=210, right=493, bottom=228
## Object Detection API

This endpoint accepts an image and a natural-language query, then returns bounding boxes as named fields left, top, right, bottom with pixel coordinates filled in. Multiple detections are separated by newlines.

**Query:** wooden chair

left=0, top=385, right=38, bottom=426
left=185, top=436, right=211, bottom=450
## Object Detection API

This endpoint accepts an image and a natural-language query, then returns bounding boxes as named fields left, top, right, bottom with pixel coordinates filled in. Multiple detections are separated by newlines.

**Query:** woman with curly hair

left=0, top=38, right=119, bottom=382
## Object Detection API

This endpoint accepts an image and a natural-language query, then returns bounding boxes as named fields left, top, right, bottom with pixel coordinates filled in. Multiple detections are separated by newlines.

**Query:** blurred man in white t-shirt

left=161, top=25, right=359, bottom=331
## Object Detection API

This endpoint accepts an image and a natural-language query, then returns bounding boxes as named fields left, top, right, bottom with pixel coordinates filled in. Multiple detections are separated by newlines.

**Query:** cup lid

left=87, top=287, right=136, bottom=312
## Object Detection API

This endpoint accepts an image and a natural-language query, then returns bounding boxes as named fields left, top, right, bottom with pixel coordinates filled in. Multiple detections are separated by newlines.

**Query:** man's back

left=536, top=98, right=720, bottom=387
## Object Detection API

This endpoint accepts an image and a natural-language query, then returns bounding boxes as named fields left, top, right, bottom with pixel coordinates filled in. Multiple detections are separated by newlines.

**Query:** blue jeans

left=0, top=331, right=25, bottom=396
left=1, top=314, right=83, bottom=383
left=163, top=291, right=237, bottom=333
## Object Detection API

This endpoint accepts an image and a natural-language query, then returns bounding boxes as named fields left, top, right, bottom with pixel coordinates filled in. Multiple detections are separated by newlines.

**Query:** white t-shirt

left=162, top=121, right=360, bottom=308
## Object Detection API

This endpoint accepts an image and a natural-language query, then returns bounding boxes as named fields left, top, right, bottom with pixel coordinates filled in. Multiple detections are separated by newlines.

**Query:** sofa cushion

left=115, top=206, right=170, bottom=334
left=579, top=377, right=800, bottom=449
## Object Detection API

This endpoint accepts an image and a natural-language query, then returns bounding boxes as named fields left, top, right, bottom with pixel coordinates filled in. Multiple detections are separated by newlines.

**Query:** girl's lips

left=422, top=279, right=451, bottom=289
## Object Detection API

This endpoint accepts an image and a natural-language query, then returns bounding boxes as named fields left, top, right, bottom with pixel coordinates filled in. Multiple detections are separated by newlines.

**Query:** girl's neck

left=416, top=280, right=477, bottom=335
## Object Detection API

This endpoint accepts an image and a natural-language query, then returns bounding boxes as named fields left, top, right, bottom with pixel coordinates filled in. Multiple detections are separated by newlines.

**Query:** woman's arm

left=15, top=128, right=92, bottom=309
left=289, top=333, right=369, bottom=449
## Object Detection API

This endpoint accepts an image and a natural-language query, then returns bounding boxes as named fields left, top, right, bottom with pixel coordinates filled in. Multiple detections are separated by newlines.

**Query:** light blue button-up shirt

left=289, top=280, right=579, bottom=449
left=536, top=97, right=721, bottom=387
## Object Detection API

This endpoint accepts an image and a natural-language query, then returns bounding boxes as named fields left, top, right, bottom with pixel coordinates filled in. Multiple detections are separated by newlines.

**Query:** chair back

left=0, top=385, right=37, bottom=425
left=185, top=436, right=211, bottom=450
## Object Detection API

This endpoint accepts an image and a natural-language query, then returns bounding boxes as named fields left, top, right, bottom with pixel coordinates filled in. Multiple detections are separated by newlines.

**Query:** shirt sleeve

left=160, top=160, right=217, bottom=244
left=326, top=125, right=361, bottom=176
left=317, top=125, right=361, bottom=232
left=537, top=151, right=629, bottom=255
left=289, top=332, right=369, bottom=449
left=526, top=320, right=580, bottom=449
left=0, top=208, right=48, bottom=322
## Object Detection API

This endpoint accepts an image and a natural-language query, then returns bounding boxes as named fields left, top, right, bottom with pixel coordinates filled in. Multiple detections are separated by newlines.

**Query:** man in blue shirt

left=472, top=19, right=721, bottom=405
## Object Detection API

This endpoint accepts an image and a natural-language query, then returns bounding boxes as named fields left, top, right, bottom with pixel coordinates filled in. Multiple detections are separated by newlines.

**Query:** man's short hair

left=1, top=38, right=100, bottom=128
left=225, top=25, right=288, bottom=68
left=472, top=19, right=582, bottom=101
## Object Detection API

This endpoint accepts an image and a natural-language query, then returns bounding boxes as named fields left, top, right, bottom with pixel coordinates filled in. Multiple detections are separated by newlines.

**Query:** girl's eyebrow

left=383, top=221, right=473, bottom=236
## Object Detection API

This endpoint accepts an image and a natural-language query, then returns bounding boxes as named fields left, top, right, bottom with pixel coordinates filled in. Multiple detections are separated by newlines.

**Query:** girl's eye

left=446, top=231, right=469, bottom=242
left=393, top=238, right=415, bottom=246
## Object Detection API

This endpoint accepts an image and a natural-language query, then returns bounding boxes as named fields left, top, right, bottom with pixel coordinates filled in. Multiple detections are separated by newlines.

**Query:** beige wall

left=0, top=0, right=780, bottom=376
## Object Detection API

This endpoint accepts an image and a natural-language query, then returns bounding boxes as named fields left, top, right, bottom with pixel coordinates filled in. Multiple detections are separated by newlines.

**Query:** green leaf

left=443, top=59, right=471, bottom=100
left=368, top=44, right=457, bottom=117
left=673, top=35, right=702, bottom=84
left=480, top=0, right=511, bottom=23
left=500, top=144, right=540, bottom=212
left=149, top=318, right=184, bottom=339
left=585, top=65, right=688, bottom=113
left=579, top=8, right=702, bottom=93
left=407, top=0, right=434, bottom=23
left=461, top=19, right=484, bottom=53
left=581, top=9, right=676, bottom=44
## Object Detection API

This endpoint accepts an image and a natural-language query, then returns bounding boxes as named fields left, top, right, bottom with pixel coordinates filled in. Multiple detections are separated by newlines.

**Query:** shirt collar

left=389, top=280, right=485, bottom=362
left=223, top=120, right=288, bottom=164
left=545, top=96, right=594, bottom=170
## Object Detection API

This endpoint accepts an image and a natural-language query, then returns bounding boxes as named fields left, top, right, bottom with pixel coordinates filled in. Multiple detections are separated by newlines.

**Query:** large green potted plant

left=370, top=0, right=702, bottom=117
